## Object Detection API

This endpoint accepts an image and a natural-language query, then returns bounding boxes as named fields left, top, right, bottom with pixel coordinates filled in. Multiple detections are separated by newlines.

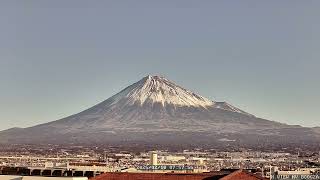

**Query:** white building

left=164, top=155, right=186, bottom=162
left=150, top=151, right=158, bottom=165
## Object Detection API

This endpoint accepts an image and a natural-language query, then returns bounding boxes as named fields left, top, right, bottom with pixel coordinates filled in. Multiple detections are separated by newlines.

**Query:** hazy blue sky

left=0, top=1, right=319, bottom=130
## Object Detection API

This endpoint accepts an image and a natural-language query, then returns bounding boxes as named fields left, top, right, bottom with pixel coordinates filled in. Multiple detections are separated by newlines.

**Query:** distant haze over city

left=0, top=1, right=320, bottom=131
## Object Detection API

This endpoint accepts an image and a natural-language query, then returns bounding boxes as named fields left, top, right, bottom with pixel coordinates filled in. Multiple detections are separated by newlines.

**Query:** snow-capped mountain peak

left=110, top=75, right=214, bottom=108
left=1, top=75, right=318, bottom=148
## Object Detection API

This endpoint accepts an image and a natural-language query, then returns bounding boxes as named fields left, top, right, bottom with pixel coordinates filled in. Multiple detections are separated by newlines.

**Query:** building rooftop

left=220, top=170, right=266, bottom=180
left=91, top=170, right=266, bottom=180
left=91, top=172, right=227, bottom=180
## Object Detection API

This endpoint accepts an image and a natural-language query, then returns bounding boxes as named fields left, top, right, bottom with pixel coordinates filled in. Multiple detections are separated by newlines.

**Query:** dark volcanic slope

left=1, top=75, right=319, bottom=148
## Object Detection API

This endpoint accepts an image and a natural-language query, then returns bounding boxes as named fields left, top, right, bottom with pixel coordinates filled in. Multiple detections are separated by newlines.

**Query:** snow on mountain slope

left=108, top=75, right=214, bottom=108
left=213, top=102, right=253, bottom=116
left=28, top=75, right=255, bottom=131
left=0, top=75, right=320, bottom=147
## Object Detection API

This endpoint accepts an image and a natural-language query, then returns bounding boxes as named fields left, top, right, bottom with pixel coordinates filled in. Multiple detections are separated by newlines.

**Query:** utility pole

left=104, top=151, right=107, bottom=163
left=269, top=165, right=272, bottom=180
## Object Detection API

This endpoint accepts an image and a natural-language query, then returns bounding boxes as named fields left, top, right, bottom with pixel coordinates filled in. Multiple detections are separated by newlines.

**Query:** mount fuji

left=1, top=75, right=319, bottom=149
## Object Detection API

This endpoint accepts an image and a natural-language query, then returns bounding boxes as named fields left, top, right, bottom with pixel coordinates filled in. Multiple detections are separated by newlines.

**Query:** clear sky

left=0, top=1, right=319, bottom=130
